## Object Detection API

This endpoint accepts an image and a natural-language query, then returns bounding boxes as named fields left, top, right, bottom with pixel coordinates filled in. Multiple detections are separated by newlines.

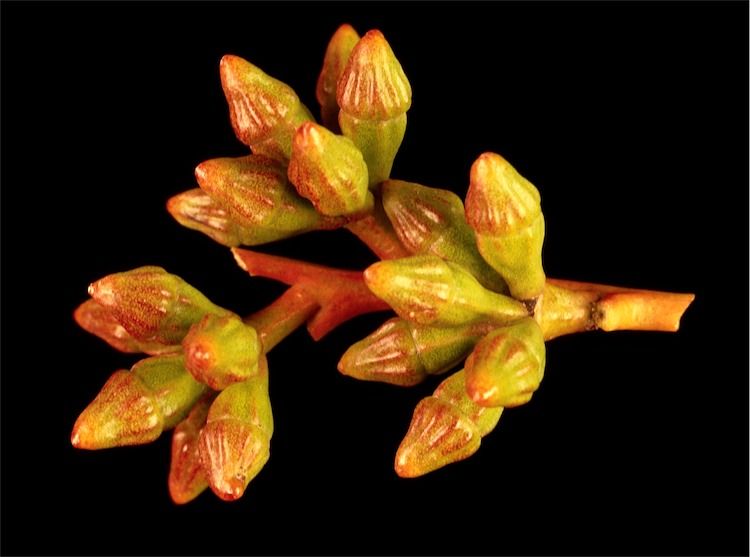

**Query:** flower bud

left=464, top=317, right=546, bottom=408
left=71, top=355, right=207, bottom=450
left=166, top=188, right=247, bottom=247
left=364, top=255, right=528, bottom=327
left=88, top=267, right=228, bottom=345
left=338, top=317, right=495, bottom=386
left=220, top=54, right=313, bottom=160
left=74, top=299, right=180, bottom=355
left=337, top=30, right=412, bottom=186
left=288, top=122, right=372, bottom=217
left=195, top=155, right=335, bottom=245
left=316, top=24, right=360, bottom=132
left=169, top=394, right=213, bottom=505
left=381, top=179, right=507, bottom=292
left=199, top=357, right=273, bottom=501
left=394, top=370, right=502, bottom=478
left=466, top=152, right=546, bottom=300
left=182, top=313, right=261, bottom=390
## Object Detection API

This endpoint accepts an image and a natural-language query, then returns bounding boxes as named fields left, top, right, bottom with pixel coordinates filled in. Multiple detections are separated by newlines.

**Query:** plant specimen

left=70, top=24, right=694, bottom=504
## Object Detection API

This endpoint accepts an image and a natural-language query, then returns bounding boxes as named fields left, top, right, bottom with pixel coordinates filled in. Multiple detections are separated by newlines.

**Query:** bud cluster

left=72, top=24, right=694, bottom=504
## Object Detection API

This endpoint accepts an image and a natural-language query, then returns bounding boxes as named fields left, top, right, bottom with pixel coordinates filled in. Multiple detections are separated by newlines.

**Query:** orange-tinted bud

left=88, top=266, right=227, bottom=345
left=168, top=394, right=214, bottom=505
left=220, top=54, right=313, bottom=159
left=182, top=313, right=261, bottom=390
left=316, top=24, right=360, bottom=131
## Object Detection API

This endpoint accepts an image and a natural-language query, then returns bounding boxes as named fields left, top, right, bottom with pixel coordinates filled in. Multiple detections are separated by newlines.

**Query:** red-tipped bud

left=220, top=54, right=313, bottom=159
left=74, top=299, right=180, bottom=355
left=337, top=30, right=411, bottom=121
left=316, top=24, right=360, bottom=131
left=71, top=371, right=162, bottom=450
left=336, top=30, right=412, bottom=186
left=182, top=313, right=261, bottom=390
left=166, top=188, right=247, bottom=247
left=466, top=153, right=546, bottom=300
left=464, top=318, right=546, bottom=408
left=169, top=394, right=214, bottom=505
left=338, top=317, right=495, bottom=387
left=288, top=122, right=372, bottom=217
left=381, top=179, right=507, bottom=292
left=195, top=155, right=336, bottom=245
left=394, top=370, right=502, bottom=478
left=199, top=358, right=273, bottom=501
left=364, top=255, right=528, bottom=327
left=71, top=355, right=207, bottom=450
left=88, top=266, right=227, bottom=345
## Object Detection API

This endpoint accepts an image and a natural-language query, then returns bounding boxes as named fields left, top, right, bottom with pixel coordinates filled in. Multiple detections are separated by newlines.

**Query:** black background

left=1, top=2, right=748, bottom=555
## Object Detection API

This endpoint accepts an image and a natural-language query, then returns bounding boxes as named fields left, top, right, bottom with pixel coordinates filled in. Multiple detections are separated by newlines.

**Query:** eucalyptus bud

left=168, top=394, right=214, bottom=505
left=464, top=317, right=546, bottom=408
left=195, top=155, right=337, bottom=245
left=166, top=188, right=247, bottom=247
left=71, top=355, right=207, bottom=450
left=338, top=317, right=495, bottom=386
left=364, top=255, right=528, bottom=327
left=199, top=358, right=273, bottom=501
left=466, top=152, right=546, bottom=301
left=381, top=179, right=507, bottom=292
left=288, top=122, right=372, bottom=217
left=88, top=266, right=228, bottom=345
left=316, top=24, right=360, bottom=132
left=337, top=30, right=411, bottom=187
left=394, top=369, right=502, bottom=478
left=182, top=313, right=262, bottom=390
left=220, top=54, right=313, bottom=160
left=74, top=299, right=180, bottom=355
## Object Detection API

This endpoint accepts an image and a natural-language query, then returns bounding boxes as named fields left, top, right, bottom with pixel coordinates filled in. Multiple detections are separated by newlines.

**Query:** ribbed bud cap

left=288, top=122, right=372, bottom=217
left=466, top=152, right=541, bottom=235
left=88, top=266, right=227, bottom=345
left=337, top=30, right=412, bottom=120
left=464, top=317, right=546, bottom=408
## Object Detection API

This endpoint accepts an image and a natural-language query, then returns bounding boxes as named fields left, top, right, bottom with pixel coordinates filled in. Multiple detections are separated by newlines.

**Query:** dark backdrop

left=1, top=2, right=748, bottom=555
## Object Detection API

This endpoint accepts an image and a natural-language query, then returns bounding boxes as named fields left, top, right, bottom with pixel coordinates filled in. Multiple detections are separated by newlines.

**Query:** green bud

left=466, top=152, right=546, bottom=300
left=394, top=369, right=502, bottom=478
left=220, top=54, right=313, bottom=160
left=88, top=266, right=228, bottom=344
left=199, top=358, right=273, bottom=501
left=182, top=313, right=262, bottom=390
left=288, top=122, right=373, bottom=217
left=364, top=255, right=528, bottom=327
left=71, top=355, right=207, bottom=450
left=464, top=317, right=546, bottom=408
left=381, top=179, right=508, bottom=293
left=195, top=155, right=335, bottom=245
left=337, top=30, right=412, bottom=186
left=316, top=24, right=360, bottom=132
left=338, top=317, right=495, bottom=386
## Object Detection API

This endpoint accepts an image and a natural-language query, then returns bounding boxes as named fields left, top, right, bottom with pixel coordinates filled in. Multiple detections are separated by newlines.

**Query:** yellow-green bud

left=316, top=24, right=360, bottom=132
left=381, top=179, right=507, bottom=293
left=394, top=369, right=502, bottom=478
left=199, top=358, right=273, bottom=501
left=182, top=313, right=262, bottom=390
left=337, top=30, right=411, bottom=186
left=195, top=155, right=333, bottom=245
left=288, top=122, right=372, bottom=217
left=364, top=255, right=528, bottom=327
left=464, top=317, right=546, bottom=408
left=338, top=317, right=495, bottom=386
left=88, top=266, right=228, bottom=345
left=466, top=152, right=546, bottom=300
left=220, top=54, right=313, bottom=160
